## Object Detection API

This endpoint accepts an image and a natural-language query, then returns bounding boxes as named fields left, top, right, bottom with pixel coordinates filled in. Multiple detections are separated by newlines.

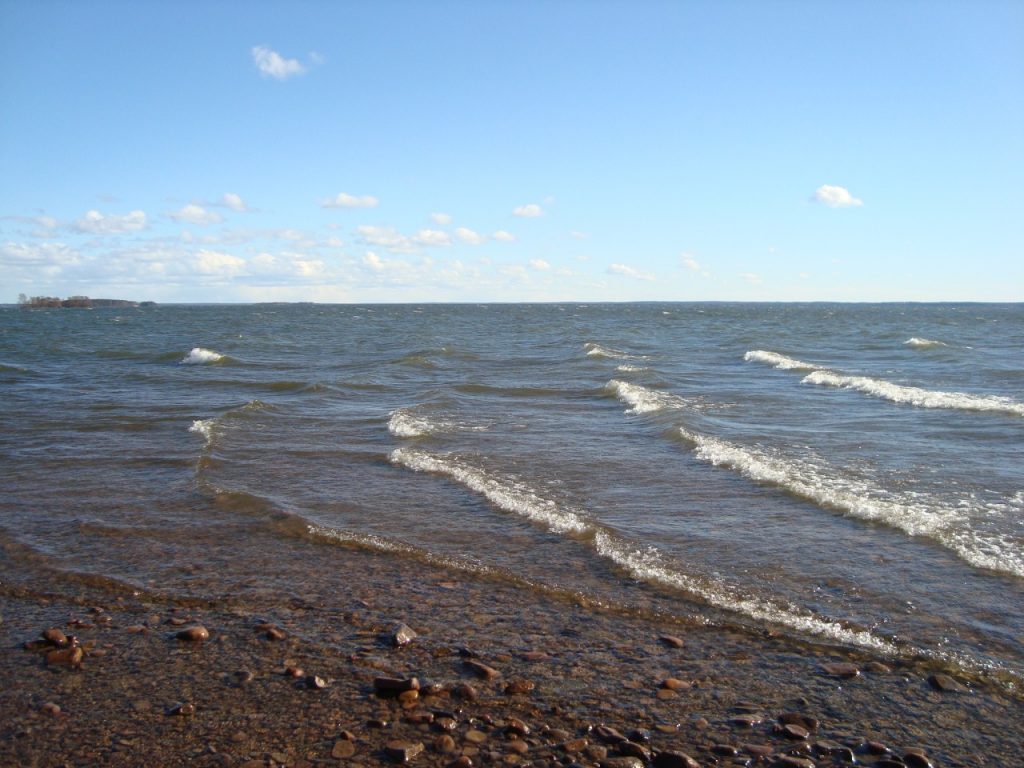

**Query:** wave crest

left=743, top=350, right=818, bottom=370
left=605, top=379, right=688, bottom=414
left=180, top=347, right=224, bottom=365
left=904, top=337, right=948, bottom=349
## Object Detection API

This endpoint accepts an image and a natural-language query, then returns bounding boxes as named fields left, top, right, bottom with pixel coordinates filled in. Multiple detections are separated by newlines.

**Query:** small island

left=17, top=294, right=154, bottom=309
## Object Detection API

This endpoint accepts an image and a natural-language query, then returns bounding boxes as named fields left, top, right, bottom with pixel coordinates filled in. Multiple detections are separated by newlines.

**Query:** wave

left=180, top=347, right=225, bottom=365
left=615, top=364, right=648, bottom=373
left=604, top=379, right=689, bottom=414
left=904, top=337, right=948, bottom=349
left=388, top=446, right=898, bottom=654
left=802, top=370, right=1024, bottom=417
left=585, top=342, right=638, bottom=361
left=676, top=428, right=1024, bottom=578
left=189, top=418, right=216, bottom=446
left=743, top=350, right=818, bottom=370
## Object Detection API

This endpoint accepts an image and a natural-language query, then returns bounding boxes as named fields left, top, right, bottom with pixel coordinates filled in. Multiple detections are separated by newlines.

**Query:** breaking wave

left=604, top=379, right=689, bottom=414
left=676, top=428, right=1024, bottom=578
left=180, top=347, right=224, bottom=365
left=904, top=337, right=948, bottom=349
left=585, top=342, right=637, bottom=360
left=802, top=370, right=1024, bottom=417
left=743, top=350, right=819, bottom=370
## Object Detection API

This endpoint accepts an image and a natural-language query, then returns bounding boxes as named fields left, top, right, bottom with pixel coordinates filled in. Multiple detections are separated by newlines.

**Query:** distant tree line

left=17, top=294, right=148, bottom=308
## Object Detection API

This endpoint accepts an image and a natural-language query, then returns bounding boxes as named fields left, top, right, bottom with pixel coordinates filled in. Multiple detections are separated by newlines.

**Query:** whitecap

left=605, top=379, right=688, bottom=414
left=615, top=364, right=648, bottom=373
left=189, top=418, right=216, bottom=445
left=904, top=337, right=948, bottom=349
left=180, top=347, right=224, bottom=365
left=801, top=370, right=1024, bottom=417
left=743, top=350, right=818, bottom=370
left=585, top=342, right=635, bottom=360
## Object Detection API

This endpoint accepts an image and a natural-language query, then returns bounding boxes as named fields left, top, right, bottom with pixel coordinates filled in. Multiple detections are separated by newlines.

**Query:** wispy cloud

left=430, top=212, right=452, bottom=225
left=73, top=209, right=147, bottom=234
left=529, top=259, right=551, bottom=271
left=251, top=45, right=307, bottom=81
left=223, top=193, right=249, bottom=212
left=322, top=192, right=379, bottom=209
left=812, top=184, right=863, bottom=208
left=454, top=227, right=486, bottom=245
left=608, top=263, right=654, bottom=281
left=681, top=252, right=711, bottom=277
left=171, top=204, right=222, bottom=226
left=413, top=229, right=451, bottom=247
left=741, top=272, right=762, bottom=284
left=492, top=230, right=516, bottom=243
left=513, top=203, right=543, bottom=218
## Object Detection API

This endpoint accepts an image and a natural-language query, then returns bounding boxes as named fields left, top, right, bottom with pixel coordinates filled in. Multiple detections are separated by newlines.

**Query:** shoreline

left=2, top=529, right=1020, bottom=768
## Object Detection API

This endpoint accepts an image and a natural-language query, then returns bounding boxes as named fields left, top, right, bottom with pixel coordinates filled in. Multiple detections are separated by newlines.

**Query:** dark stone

left=653, top=751, right=701, bottom=768
left=928, top=674, right=968, bottom=693
left=821, top=662, right=860, bottom=679
left=618, top=741, right=651, bottom=761
left=659, top=635, right=685, bottom=648
left=594, top=725, right=628, bottom=744
left=375, top=676, right=420, bottom=695
left=175, top=625, right=210, bottom=642
left=305, top=674, right=326, bottom=689
left=770, top=758, right=816, bottom=768
left=505, top=678, right=535, bottom=695
left=42, top=628, right=68, bottom=647
left=711, top=744, right=738, bottom=757
left=46, top=646, right=84, bottom=667
left=166, top=702, right=195, bottom=716
left=385, top=740, right=424, bottom=762
left=463, top=660, right=499, bottom=679
left=779, top=713, right=819, bottom=733
left=433, top=734, right=457, bottom=753
left=781, top=724, right=810, bottom=740
left=904, top=754, right=934, bottom=768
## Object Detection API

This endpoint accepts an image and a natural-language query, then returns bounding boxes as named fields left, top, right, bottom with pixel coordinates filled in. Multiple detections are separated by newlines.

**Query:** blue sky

left=2, top=1, right=1021, bottom=302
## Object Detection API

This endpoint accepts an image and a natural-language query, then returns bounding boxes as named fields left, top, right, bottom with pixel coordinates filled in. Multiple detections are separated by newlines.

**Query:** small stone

left=391, top=623, right=418, bottom=647
left=520, top=651, right=549, bottom=662
left=306, top=674, right=327, bottom=689
left=594, top=725, right=627, bottom=744
left=125, top=625, right=148, bottom=634
left=904, top=754, right=934, bottom=768
left=285, top=666, right=304, bottom=678
left=433, top=734, right=457, bottom=753
left=652, top=751, right=700, bottom=768
left=434, top=717, right=458, bottom=732
left=661, top=677, right=691, bottom=691
left=40, top=702, right=62, bottom=716
left=235, top=669, right=255, bottom=684
left=781, top=723, right=809, bottom=740
left=46, top=646, right=84, bottom=667
left=779, top=713, right=819, bottom=733
left=770, top=757, right=816, bottom=768
left=176, top=625, right=210, bottom=642
left=561, top=738, right=588, bottom=753
left=711, top=744, right=738, bottom=757
left=406, top=712, right=435, bottom=725
left=821, top=662, right=859, bottom=679
left=332, top=740, right=356, bottom=758
left=385, top=740, right=424, bottom=762
left=659, top=635, right=685, bottom=648
left=864, top=661, right=891, bottom=674
left=398, top=689, right=419, bottom=704
left=601, top=758, right=644, bottom=768
left=508, top=739, right=530, bottom=755
left=375, top=676, right=420, bottom=695
left=656, top=689, right=677, bottom=700
left=618, top=741, right=651, bottom=760
left=453, top=683, right=477, bottom=700
left=448, top=757, right=473, bottom=768
left=464, top=730, right=488, bottom=744
left=42, top=628, right=68, bottom=647
left=504, top=679, right=535, bottom=695
left=505, top=718, right=530, bottom=737
left=729, top=715, right=761, bottom=728
left=743, top=744, right=774, bottom=757
left=166, top=702, right=195, bottom=716
left=464, top=660, right=499, bottom=679
left=264, top=626, right=286, bottom=641
left=866, top=741, right=891, bottom=755
left=928, top=673, right=968, bottom=693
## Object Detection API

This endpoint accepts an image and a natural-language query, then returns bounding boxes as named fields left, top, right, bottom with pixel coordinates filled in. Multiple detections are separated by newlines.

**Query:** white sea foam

left=615, top=364, right=648, bottom=373
left=390, top=448, right=589, bottom=534
left=189, top=418, right=216, bottom=445
left=743, top=350, right=818, bottom=370
left=904, top=337, right=948, bottom=349
left=388, top=409, right=442, bottom=438
left=605, top=379, right=688, bottom=414
left=677, top=428, right=1024, bottom=577
left=801, top=370, right=1024, bottom=416
left=585, top=342, right=635, bottom=360
left=181, top=347, right=224, bottom=365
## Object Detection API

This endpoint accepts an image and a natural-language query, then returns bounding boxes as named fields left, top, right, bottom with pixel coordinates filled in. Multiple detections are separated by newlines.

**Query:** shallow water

left=1, top=302, right=1022, bottom=690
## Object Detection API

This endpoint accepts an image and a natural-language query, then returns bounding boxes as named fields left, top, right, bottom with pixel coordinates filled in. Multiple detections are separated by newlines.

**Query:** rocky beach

left=2, top=521, right=1020, bottom=768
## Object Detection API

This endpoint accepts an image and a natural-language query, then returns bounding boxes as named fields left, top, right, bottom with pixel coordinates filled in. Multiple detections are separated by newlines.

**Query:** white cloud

left=513, top=203, right=543, bottom=218
left=223, top=193, right=248, bottom=212
left=363, top=251, right=385, bottom=271
left=608, top=263, right=655, bottom=281
left=812, top=185, right=863, bottom=208
left=171, top=204, right=222, bottom=225
left=413, top=229, right=451, bottom=247
left=681, top=253, right=701, bottom=271
left=529, top=259, right=551, bottom=271
left=454, top=227, right=486, bottom=245
left=251, top=45, right=307, bottom=80
left=430, top=213, right=452, bottom=225
left=322, top=192, right=380, bottom=209
left=193, top=249, right=246, bottom=276
left=1, top=241, right=80, bottom=266
left=74, top=209, right=147, bottom=234
left=741, top=272, right=763, bottom=284
left=492, top=230, right=516, bottom=243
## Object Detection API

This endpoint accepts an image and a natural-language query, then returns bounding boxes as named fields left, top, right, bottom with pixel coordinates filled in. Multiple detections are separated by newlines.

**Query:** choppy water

left=1, top=302, right=1022, bottom=688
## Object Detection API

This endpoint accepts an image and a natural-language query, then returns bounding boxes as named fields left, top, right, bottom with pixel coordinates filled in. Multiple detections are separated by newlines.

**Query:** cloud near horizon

left=74, top=210, right=148, bottom=234
left=608, top=263, right=654, bottom=281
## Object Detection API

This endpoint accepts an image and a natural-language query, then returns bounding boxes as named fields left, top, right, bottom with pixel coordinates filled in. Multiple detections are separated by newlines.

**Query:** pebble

left=779, top=713, right=819, bottom=733
left=711, top=744, right=739, bottom=757
left=928, top=673, right=968, bottom=693
left=903, top=754, right=934, bottom=768
left=504, top=678, right=535, bottom=695
left=435, top=717, right=458, bottom=732
left=39, top=702, right=62, bottom=716
left=453, top=683, right=478, bottom=700
left=449, top=757, right=473, bottom=768
left=464, top=660, right=500, bottom=680
left=821, top=662, right=860, bottom=679
left=600, top=758, right=644, bottom=768
left=661, top=677, right=691, bottom=691
left=124, top=625, right=148, bottom=634
left=729, top=715, right=762, bottom=728
left=659, top=635, right=685, bottom=648
left=391, top=623, right=418, bottom=647
left=385, top=740, right=424, bottom=761
left=781, top=723, right=809, bottom=740
left=175, top=625, right=210, bottom=642
left=285, top=666, right=304, bottom=678
left=305, top=674, right=327, bottom=689
left=520, top=651, right=549, bottom=662
left=46, top=646, right=84, bottom=667
left=464, top=729, right=488, bottom=744
left=594, top=725, right=627, bottom=744
left=166, top=702, right=195, bottom=716
left=770, top=757, right=816, bottom=768
left=42, top=628, right=68, bottom=647
left=561, top=738, right=588, bottom=753
left=864, top=661, right=892, bottom=674
left=652, top=752, right=700, bottom=768
left=506, top=718, right=530, bottom=737
left=433, top=734, right=457, bottom=753
left=618, top=741, right=651, bottom=760
left=375, top=676, right=420, bottom=694
left=332, top=740, right=356, bottom=758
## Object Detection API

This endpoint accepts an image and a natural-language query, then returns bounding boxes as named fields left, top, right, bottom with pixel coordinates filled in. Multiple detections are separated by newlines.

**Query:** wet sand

left=1, top=524, right=1021, bottom=768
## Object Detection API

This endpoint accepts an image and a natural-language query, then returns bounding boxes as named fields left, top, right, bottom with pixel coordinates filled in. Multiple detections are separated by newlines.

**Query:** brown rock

left=176, top=625, right=210, bottom=642
left=332, top=740, right=356, bottom=758
left=864, top=661, right=891, bottom=674
left=779, top=713, right=819, bottom=732
left=594, top=725, right=628, bottom=744
left=464, top=660, right=499, bottom=679
left=39, top=702, right=62, bottom=716
left=743, top=744, right=774, bottom=757
left=505, top=718, right=530, bottom=737
left=433, top=734, right=457, bottom=753
left=264, top=626, right=286, bottom=641
left=448, top=757, right=473, bottom=768
left=124, top=624, right=148, bottom=634
left=42, top=628, right=68, bottom=647
left=729, top=715, right=762, bottom=728
left=464, top=729, right=488, bottom=744
left=406, top=712, right=435, bottom=725
left=166, top=702, right=195, bottom=716
left=661, top=677, right=691, bottom=691
left=770, top=757, right=816, bottom=768
left=618, top=741, right=651, bottom=760
left=375, top=676, right=420, bottom=694
left=520, top=651, right=549, bottom=662
left=46, top=646, right=84, bottom=667
left=781, top=723, right=809, bottom=740
left=711, top=744, right=738, bottom=757
left=928, top=673, right=968, bottom=693
left=601, top=758, right=644, bottom=768
left=398, top=689, right=420, bottom=704
left=508, top=739, right=530, bottom=755
left=659, top=635, right=685, bottom=648
left=653, top=751, right=701, bottom=768
left=453, top=683, right=477, bottom=700
left=821, top=662, right=859, bottom=679
left=306, top=674, right=327, bottom=689
left=562, top=738, right=588, bottom=753
left=385, top=740, right=424, bottom=762
left=504, top=678, right=535, bottom=695
left=285, top=665, right=304, bottom=678
left=434, top=717, right=458, bottom=732
left=903, top=754, right=934, bottom=768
